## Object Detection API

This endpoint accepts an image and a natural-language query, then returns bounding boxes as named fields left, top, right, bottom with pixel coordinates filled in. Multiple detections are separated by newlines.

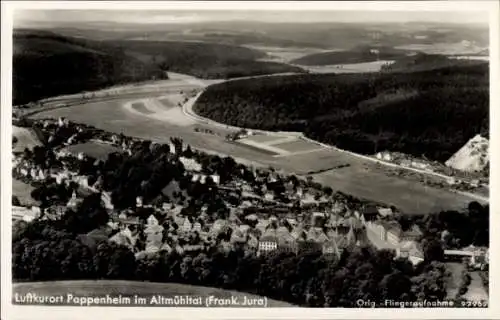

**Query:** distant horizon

left=14, top=9, right=489, bottom=28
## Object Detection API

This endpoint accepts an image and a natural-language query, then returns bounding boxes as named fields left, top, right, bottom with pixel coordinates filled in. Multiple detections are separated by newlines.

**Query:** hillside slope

left=380, top=53, right=487, bottom=72
left=291, top=46, right=409, bottom=65
left=445, top=135, right=489, bottom=172
left=14, top=30, right=167, bottom=105
left=13, top=30, right=304, bottom=105
left=12, top=126, right=43, bottom=153
left=195, top=63, right=489, bottom=162
left=108, top=39, right=304, bottom=79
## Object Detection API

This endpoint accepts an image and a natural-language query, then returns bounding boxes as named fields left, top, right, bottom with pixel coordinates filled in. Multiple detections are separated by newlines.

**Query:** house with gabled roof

left=396, top=240, right=424, bottom=265
left=147, top=214, right=159, bottom=227
left=291, top=224, right=306, bottom=240
left=322, top=239, right=341, bottom=259
left=230, top=229, right=247, bottom=245
left=258, top=226, right=297, bottom=255
left=109, top=231, right=135, bottom=251
left=336, top=233, right=356, bottom=253
left=286, top=217, right=298, bottom=227
left=384, top=222, right=403, bottom=246
left=307, top=227, right=329, bottom=243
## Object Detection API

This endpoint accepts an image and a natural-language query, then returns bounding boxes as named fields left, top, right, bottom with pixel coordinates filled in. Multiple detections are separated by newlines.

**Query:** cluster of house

left=14, top=118, right=440, bottom=267
left=376, top=150, right=487, bottom=192
left=76, top=197, right=370, bottom=261
left=375, top=151, right=431, bottom=171
left=360, top=205, right=426, bottom=265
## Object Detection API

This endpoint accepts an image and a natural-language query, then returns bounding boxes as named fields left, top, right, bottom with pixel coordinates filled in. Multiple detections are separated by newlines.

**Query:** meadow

left=64, top=142, right=122, bottom=161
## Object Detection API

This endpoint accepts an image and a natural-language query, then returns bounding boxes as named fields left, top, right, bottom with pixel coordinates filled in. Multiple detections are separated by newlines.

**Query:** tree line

left=395, top=201, right=489, bottom=250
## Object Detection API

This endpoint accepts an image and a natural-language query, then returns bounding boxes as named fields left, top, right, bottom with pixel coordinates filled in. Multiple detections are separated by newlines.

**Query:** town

left=12, top=116, right=489, bottom=306
left=8, top=5, right=492, bottom=310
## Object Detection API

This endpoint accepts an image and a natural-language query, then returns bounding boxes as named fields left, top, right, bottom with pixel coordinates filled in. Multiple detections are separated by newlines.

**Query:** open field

left=12, top=126, right=43, bottom=153
left=124, top=98, right=197, bottom=127
left=274, top=138, right=323, bottom=153
left=232, top=140, right=282, bottom=156
left=12, top=179, right=39, bottom=207
left=394, top=42, right=487, bottom=55
left=242, top=134, right=286, bottom=144
left=28, top=74, right=486, bottom=214
left=64, top=142, right=122, bottom=161
left=235, top=135, right=324, bottom=157
left=159, top=98, right=176, bottom=108
left=13, top=280, right=294, bottom=307
left=131, top=102, right=154, bottom=114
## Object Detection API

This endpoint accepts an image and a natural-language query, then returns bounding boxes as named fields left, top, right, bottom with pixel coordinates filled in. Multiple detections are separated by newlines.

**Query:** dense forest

left=395, top=201, right=489, bottom=250
left=13, top=30, right=303, bottom=105
left=380, top=53, right=486, bottom=73
left=13, top=30, right=167, bottom=105
left=291, top=46, right=409, bottom=65
left=195, top=63, right=489, bottom=162
left=106, top=39, right=304, bottom=79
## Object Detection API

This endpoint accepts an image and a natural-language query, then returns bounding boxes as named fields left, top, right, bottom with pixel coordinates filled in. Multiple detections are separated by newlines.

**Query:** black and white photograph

left=1, top=1, right=498, bottom=319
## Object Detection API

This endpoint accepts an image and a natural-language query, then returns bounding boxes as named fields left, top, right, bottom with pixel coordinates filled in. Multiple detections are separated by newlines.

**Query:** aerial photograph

left=9, top=3, right=490, bottom=309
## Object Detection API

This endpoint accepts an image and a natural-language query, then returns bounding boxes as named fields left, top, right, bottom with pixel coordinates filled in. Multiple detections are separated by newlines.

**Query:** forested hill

left=13, top=30, right=304, bottom=105
left=106, top=39, right=304, bottom=79
left=291, top=46, right=409, bottom=66
left=380, top=53, right=487, bottom=73
left=14, top=30, right=167, bottom=105
left=194, top=63, right=489, bottom=162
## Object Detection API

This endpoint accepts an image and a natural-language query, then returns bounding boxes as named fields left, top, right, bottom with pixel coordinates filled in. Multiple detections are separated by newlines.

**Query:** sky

left=14, top=9, right=489, bottom=27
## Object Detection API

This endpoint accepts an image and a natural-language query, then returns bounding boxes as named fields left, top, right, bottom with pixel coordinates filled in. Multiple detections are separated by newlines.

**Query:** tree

left=422, top=238, right=444, bottom=262
left=379, top=271, right=412, bottom=301
left=12, top=196, right=21, bottom=206
left=63, top=193, right=109, bottom=234
left=322, top=186, right=333, bottom=197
